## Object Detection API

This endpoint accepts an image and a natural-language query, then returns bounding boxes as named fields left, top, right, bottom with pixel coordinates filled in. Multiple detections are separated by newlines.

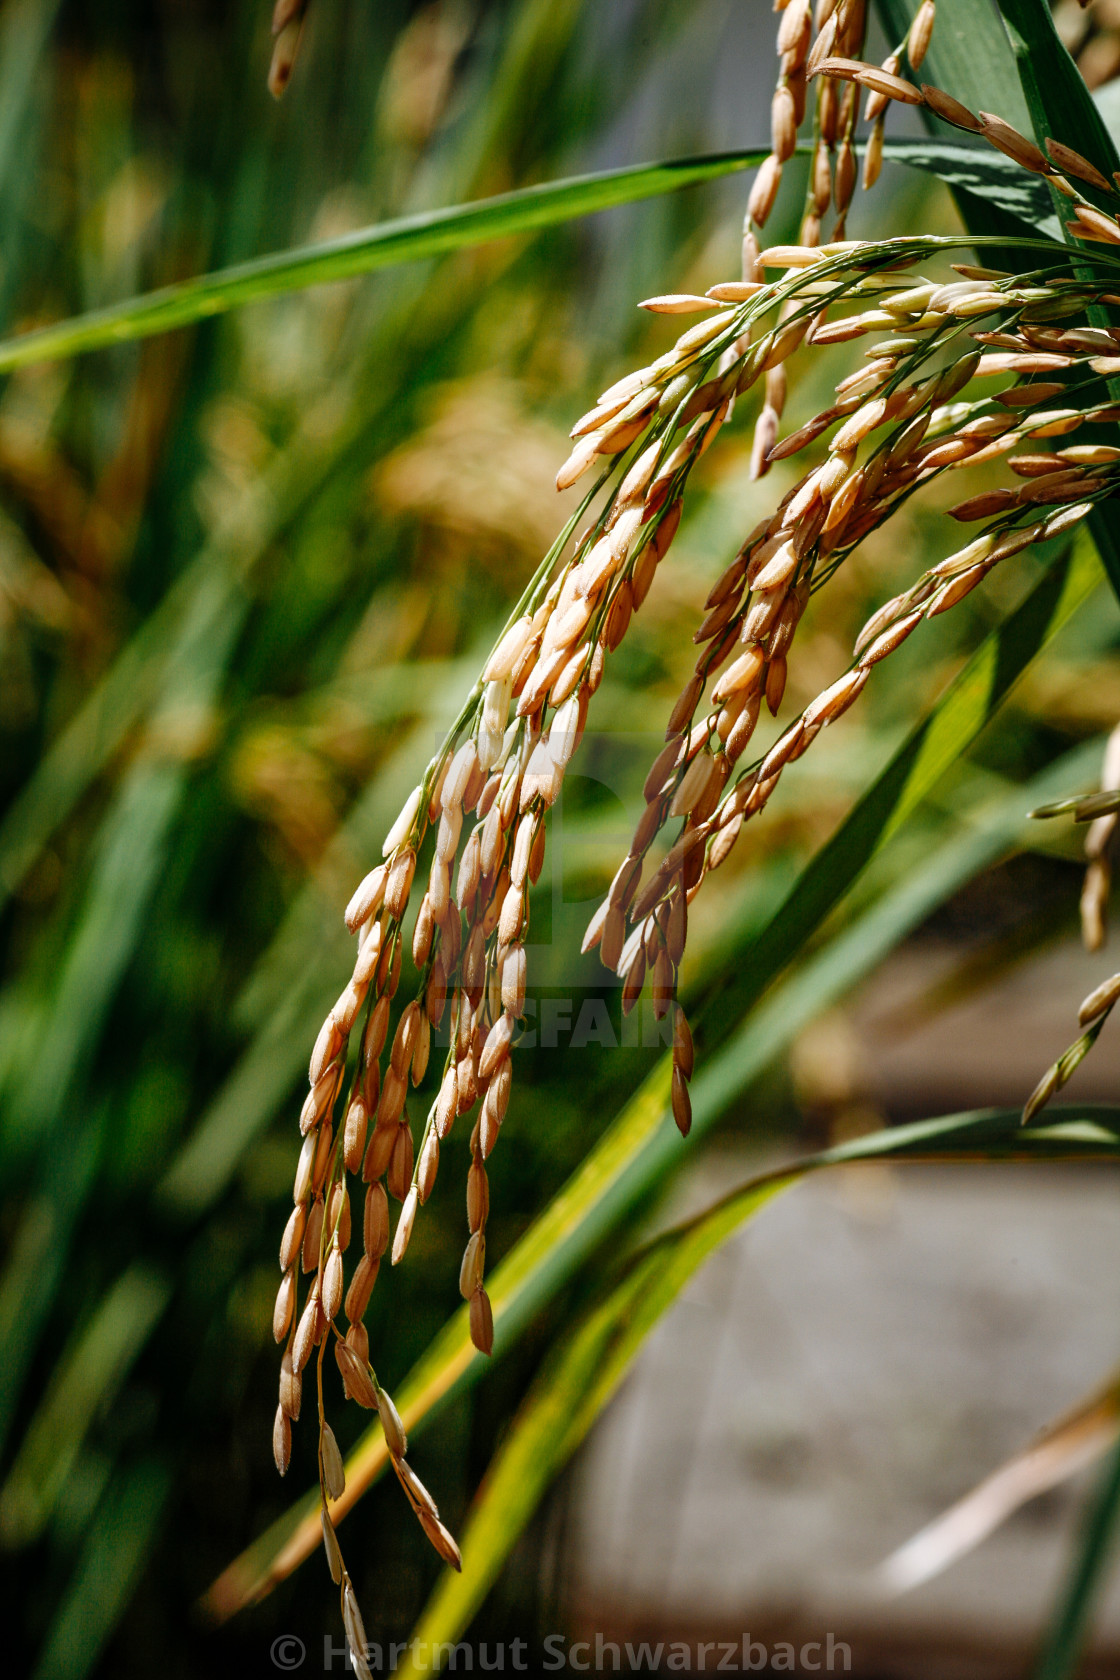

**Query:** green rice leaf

left=0, top=134, right=1064, bottom=377
left=1033, top=1430, right=1120, bottom=1680
left=0, top=151, right=770, bottom=372
left=0, top=1266, right=170, bottom=1548
left=31, top=1458, right=171, bottom=1680
left=996, top=0, right=1120, bottom=190
left=882, top=137, right=1058, bottom=237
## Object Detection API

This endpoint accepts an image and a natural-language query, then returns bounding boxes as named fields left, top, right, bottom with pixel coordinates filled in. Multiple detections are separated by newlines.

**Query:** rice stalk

left=274, top=7, right=1120, bottom=1643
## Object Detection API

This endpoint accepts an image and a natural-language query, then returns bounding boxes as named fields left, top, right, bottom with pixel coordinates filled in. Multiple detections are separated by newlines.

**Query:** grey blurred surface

left=564, top=1159, right=1120, bottom=1675
left=853, top=937, right=1120, bottom=1117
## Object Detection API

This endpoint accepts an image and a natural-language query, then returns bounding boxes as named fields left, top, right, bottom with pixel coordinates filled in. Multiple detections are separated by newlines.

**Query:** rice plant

left=6, top=1, right=1120, bottom=1676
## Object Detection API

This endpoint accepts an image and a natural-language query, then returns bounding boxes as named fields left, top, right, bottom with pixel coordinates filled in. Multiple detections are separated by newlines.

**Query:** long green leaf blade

left=989, top=0, right=1120, bottom=599
left=0, top=0, right=63, bottom=195
left=877, top=0, right=1030, bottom=130
left=879, top=0, right=1120, bottom=604
left=0, top=152, right=769, bottom=371
left=0, top=559, right=247, bottom=909
left=996, top=0, right=1120, bottom=186
left=883, top=136, right=1057, bottom=235
left=0, top=1266, right=169, bottom=1547
left=1034, top=1432, right=1120, bottom=1680
left=31, top=1458, right=171, bottom=1680
left=0, top=135, right=1061, bottom=376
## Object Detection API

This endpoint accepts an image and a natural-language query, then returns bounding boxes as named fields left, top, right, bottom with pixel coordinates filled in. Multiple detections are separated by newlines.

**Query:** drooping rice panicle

left=584, top=231, right=1120, bottom=1059
left=283, top=216, right=1120, bottom=1568
left=277, top=6, right=1120, bottom=1652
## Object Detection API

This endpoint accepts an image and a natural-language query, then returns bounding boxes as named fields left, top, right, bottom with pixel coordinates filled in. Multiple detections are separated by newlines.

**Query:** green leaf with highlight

left=0, top=137, right=1064, bottom=378
left=0, top=151, right=770, bottom=372
left=883, top=137, right=1058, bottom=238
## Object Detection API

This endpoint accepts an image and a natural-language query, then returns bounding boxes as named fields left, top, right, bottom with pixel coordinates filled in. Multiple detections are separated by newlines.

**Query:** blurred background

left=3, top=0, right=1120, bottom=1675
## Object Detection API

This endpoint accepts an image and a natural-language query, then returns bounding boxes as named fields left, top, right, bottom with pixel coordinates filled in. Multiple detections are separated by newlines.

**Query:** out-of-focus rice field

left=3, top=3, right=1120, bottom=1675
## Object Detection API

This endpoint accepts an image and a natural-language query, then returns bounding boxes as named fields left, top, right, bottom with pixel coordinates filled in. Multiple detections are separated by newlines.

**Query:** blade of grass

left=0, top=546, right=249, bottom=913
left=877, top=0, right=1036, bottom=257
left=0, top=151, right=769, bottom=371
left=0, top=1265, right=170, bottom=1548
left=0, top=0, right=63, bottom=194
left=0, top=135, right=1059, bottom=375
left=31, top=1458, right=171, bottom=1680
left=1034, top=1431, right=1120, bottom=1680
left=996, top=0, right=1120, bottom=188
left=2, top=757, right=216, bottom=1152
left=989, top=1, right=1120, bottom=607
left=0, top=582, right=246, bottom=1447
left=206, top=714, right=1106, bottom=1617
left=877, top=0, right=1120, bottom=603
left=876, top=0, right=1031, bottom=131
left=0, top=574, right=247, bottom=1130
left=400, top=1106, right=1120, bottom=1675
left=0, top=1115, right=101, bottom=1460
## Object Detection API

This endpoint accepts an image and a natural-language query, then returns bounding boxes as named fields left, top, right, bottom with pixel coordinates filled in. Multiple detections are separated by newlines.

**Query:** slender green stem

left=1034, top=1431, right=1120, bottom=1680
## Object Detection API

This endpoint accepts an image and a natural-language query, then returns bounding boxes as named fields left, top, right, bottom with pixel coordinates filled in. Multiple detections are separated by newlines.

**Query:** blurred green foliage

left=2, top=2, right=1119, bottom=1676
